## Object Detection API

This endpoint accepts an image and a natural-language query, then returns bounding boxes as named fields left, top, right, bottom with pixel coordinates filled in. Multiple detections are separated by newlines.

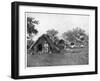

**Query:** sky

left=26, top=12, right=89, bottom=41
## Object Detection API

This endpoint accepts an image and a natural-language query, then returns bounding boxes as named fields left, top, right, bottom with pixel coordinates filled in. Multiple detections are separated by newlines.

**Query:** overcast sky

left=26, top=12, right=89, bottom=41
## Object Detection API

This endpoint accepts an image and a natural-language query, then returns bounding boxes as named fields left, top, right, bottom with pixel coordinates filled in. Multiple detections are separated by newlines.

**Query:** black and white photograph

left=11, top=1, right=97, bottom=79
left=26, top=12, right=89, bottom=67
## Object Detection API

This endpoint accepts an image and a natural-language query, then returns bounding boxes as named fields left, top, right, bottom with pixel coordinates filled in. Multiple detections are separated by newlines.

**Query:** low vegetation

left=27, top=47, right=88, bottom=67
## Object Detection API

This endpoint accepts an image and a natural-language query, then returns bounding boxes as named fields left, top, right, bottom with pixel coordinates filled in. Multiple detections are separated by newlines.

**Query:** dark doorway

left=71, top=42, right=74, bottom=46
left=37, top=44, right=42, bottom=52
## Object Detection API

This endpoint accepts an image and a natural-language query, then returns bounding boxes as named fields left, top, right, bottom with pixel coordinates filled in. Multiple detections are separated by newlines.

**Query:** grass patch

left=27, top=47, right=88, bottom=67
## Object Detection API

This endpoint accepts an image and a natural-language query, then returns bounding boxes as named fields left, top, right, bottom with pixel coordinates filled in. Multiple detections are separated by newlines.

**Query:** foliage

left=46, top=29, right=58, bottom=37
left=62, top=27, right=88, bottom=47
left=62, top=30, right=76, bottom=43
left=27, top=17, right=39, bottom=49
left=27, top=17, right=39, bottom=39
left=46, top=29, right=59, bottom=43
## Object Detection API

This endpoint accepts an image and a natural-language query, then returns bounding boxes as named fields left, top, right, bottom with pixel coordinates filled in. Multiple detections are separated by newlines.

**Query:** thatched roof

left=30, top=34, right=60, bottom=52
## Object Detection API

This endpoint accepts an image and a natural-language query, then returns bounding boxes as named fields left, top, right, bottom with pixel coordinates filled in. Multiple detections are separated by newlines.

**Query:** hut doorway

left=37, top=44, right=42, bottom=52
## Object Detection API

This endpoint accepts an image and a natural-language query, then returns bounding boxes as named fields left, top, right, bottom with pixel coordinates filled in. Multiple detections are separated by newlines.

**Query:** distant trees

left=46, top=29, right=58, bottom=37
left=45, top=28, right=88, bottom=48
left=62, top=27, right=88, bottom=47
left=46, top=29, right=59, bottom=44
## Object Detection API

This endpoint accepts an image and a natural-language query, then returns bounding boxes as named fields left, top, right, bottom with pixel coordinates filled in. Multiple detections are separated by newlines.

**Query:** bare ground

left=27, top=47, right=88, bottom=67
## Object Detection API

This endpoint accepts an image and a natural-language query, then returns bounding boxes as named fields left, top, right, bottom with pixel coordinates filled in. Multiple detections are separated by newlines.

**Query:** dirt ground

left=27, top=47, right=88, bottom=67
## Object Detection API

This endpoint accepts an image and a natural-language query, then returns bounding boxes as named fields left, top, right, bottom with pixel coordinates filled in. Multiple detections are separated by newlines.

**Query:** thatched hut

left=30, top=34, right=60, bottom=54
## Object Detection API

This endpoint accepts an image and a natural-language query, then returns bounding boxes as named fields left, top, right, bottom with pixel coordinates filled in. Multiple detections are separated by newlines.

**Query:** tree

left=46, top=29, right=58, bottom=37
left=27, top=17, right=39, bottom=39
left=46, top=29, right=59, bottom=43
left=62, top=30, right=76, bottom=43
left=27, top=17, right=39, bottom=50
left=62, top=27, right=88, bottom=47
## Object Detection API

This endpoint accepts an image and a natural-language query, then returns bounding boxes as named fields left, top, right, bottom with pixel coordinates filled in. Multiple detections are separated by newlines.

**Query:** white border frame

left=19, top=5, right=95, bottom=76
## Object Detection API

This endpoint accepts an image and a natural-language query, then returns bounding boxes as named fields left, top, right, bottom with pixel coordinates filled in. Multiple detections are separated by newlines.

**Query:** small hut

left=30, top=34, right=60, bottom=54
